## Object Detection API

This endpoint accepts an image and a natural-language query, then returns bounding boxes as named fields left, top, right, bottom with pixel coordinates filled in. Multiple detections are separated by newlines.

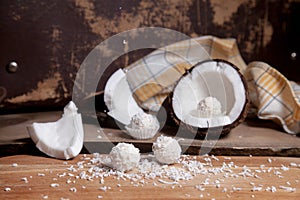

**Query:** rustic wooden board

left=1, top=0, right=299, bottom=113
left=0, top=155, right=299, bottom=200
left=0, top=111, right=300, bottom=156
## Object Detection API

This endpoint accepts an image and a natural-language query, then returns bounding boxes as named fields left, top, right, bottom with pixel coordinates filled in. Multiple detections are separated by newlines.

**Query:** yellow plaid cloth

left=125, top=36, right=247, bottom=111
left=245, top=62, right=300, bottom=134
left=124, top=35, right=300, bottom=134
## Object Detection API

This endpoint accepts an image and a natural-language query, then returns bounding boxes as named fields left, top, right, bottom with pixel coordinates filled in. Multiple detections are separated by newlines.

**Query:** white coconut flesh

left=27, top=101, right=84, bottom=159
left=104, top=69, right=143, bottom=125
left=172, top=60, right=246, bottom=128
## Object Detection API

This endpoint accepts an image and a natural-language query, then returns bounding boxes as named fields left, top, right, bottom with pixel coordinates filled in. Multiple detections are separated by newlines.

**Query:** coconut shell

left=161, top=59, right=249, bottom=139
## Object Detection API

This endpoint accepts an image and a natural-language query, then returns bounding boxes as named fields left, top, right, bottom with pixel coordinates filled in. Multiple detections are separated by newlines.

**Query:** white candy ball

left=152, top=136, right=181, bottom=164
left=197, top=96, right=222, bottom=117
left=109, top=143, right=140, bottom=172
left=130, top=112, right=159, bottom=129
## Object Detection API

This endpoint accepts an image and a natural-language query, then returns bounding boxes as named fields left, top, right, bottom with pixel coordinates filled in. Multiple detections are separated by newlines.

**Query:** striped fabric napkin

left=125, top=36, right=247, bottom=111
left=245, top=61, right=300, bottom=134
left=124, top=35, right=300, bottom=134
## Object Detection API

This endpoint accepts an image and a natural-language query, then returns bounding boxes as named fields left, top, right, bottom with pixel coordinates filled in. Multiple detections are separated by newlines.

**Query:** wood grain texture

left=0, top=155, right=299, bottom=199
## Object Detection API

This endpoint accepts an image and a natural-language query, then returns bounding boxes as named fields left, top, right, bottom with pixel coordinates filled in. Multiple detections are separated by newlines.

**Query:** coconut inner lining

left=104, top=69, right=143, bottom=125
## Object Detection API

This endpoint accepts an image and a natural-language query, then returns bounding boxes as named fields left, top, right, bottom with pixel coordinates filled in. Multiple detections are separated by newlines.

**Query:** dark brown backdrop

left=0, top=0, right=299, bottom=113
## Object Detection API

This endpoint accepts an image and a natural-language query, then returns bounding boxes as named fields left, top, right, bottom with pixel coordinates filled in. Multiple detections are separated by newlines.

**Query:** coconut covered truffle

left=197, top=96, right=222, bottom=117
left=109, top=143, right=140, bottom=172
left=152, top=135, right=182, bottom=164
left=129, top=112, right=159, bottom=129
left=125, top=112, right=159, bottom=139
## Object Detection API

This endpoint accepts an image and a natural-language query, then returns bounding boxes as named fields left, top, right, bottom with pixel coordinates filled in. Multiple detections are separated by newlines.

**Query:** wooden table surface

left=0, top=154, right=299, bottom=199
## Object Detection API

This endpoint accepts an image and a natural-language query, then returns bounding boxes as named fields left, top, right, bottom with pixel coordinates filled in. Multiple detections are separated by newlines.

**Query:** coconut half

left=27, top=101, right=84, bottom=159
left=104, top=69, right=143, bottom=125
left=171, top=59, right=249, bottom=137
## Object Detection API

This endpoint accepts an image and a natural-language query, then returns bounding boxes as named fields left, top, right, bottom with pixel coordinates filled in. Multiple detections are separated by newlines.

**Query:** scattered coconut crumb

left=11, top=163, right=18, bottom=167
left=50, top=183, right=59, bottom=188
left=21, top=177, right=28, bottom=183
left=99, top=186, right=108, bottom=191
left=211, top=155, right=219, bottom=161
left=251, top=186, right=262, bottom=192
left=4, top=187, right=11, bottom=191
left=5, top=153, right=298, bottom=199
left=232, top=187, right=242, bottom=191
left=43, top=195, right=48, bottom=199
left=158, top=179, right=178, bottom=185
left=290, top=162, right=297, bottom=167
left=69, top=187, right=77, bottom=192
left=271, top=186, right=277, bottom=192
left=281, top=165, right=289, bottom=171
left=97, top=196, right=103, bottom=199
left=195, top=185, right=205, bottom=191
left=279, top=186, right=296, bottom=192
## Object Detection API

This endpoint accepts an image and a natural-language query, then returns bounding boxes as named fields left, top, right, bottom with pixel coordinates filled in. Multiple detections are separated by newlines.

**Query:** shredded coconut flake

left=50, top=183, right=59, bottom=188
left=279, top=186, right=296, bottom=192
left=251, top=186, right=263, bottom=192
left=32, top=153, right=299, bottom=199
left=21, top=177, right=28, bottom=183
left=280, top=165, right=289, bottom=171
left=38, top=173, right=45, bottom=177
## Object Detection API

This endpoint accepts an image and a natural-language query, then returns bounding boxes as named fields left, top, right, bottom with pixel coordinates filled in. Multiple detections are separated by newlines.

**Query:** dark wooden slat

left=1, top=111, right=300, bottom=157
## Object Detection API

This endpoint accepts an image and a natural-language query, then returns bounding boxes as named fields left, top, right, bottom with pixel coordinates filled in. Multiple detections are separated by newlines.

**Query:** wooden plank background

left=0, top=0, right=299, bottom=113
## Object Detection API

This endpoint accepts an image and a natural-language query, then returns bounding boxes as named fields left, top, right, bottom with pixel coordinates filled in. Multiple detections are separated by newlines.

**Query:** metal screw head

left=291, top=52, right=297, bottom=60
left=6, top=61, right=18, bottom=73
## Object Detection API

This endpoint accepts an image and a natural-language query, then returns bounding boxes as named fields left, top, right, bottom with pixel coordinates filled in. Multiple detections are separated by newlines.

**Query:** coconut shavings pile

left=2, top=154, right=300, bottom=199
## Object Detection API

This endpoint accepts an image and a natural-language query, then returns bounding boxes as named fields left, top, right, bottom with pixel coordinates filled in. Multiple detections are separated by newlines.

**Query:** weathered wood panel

left=0, top=0, right=299, bottom=113
left=1, top=111, right=300, bottom=156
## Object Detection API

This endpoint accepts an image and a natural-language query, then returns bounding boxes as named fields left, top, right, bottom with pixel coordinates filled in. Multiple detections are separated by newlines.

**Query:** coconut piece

left=152, top=135, right=182, bottom=164
left=108, top=143, right=140, bottom=172
left=27, top=101, right=84, bottom=159
left=170, top=59, right=249, bottom=137
left=104, top=69, right=143, bottom=125
left=125, top=112, right=160, bottom=139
